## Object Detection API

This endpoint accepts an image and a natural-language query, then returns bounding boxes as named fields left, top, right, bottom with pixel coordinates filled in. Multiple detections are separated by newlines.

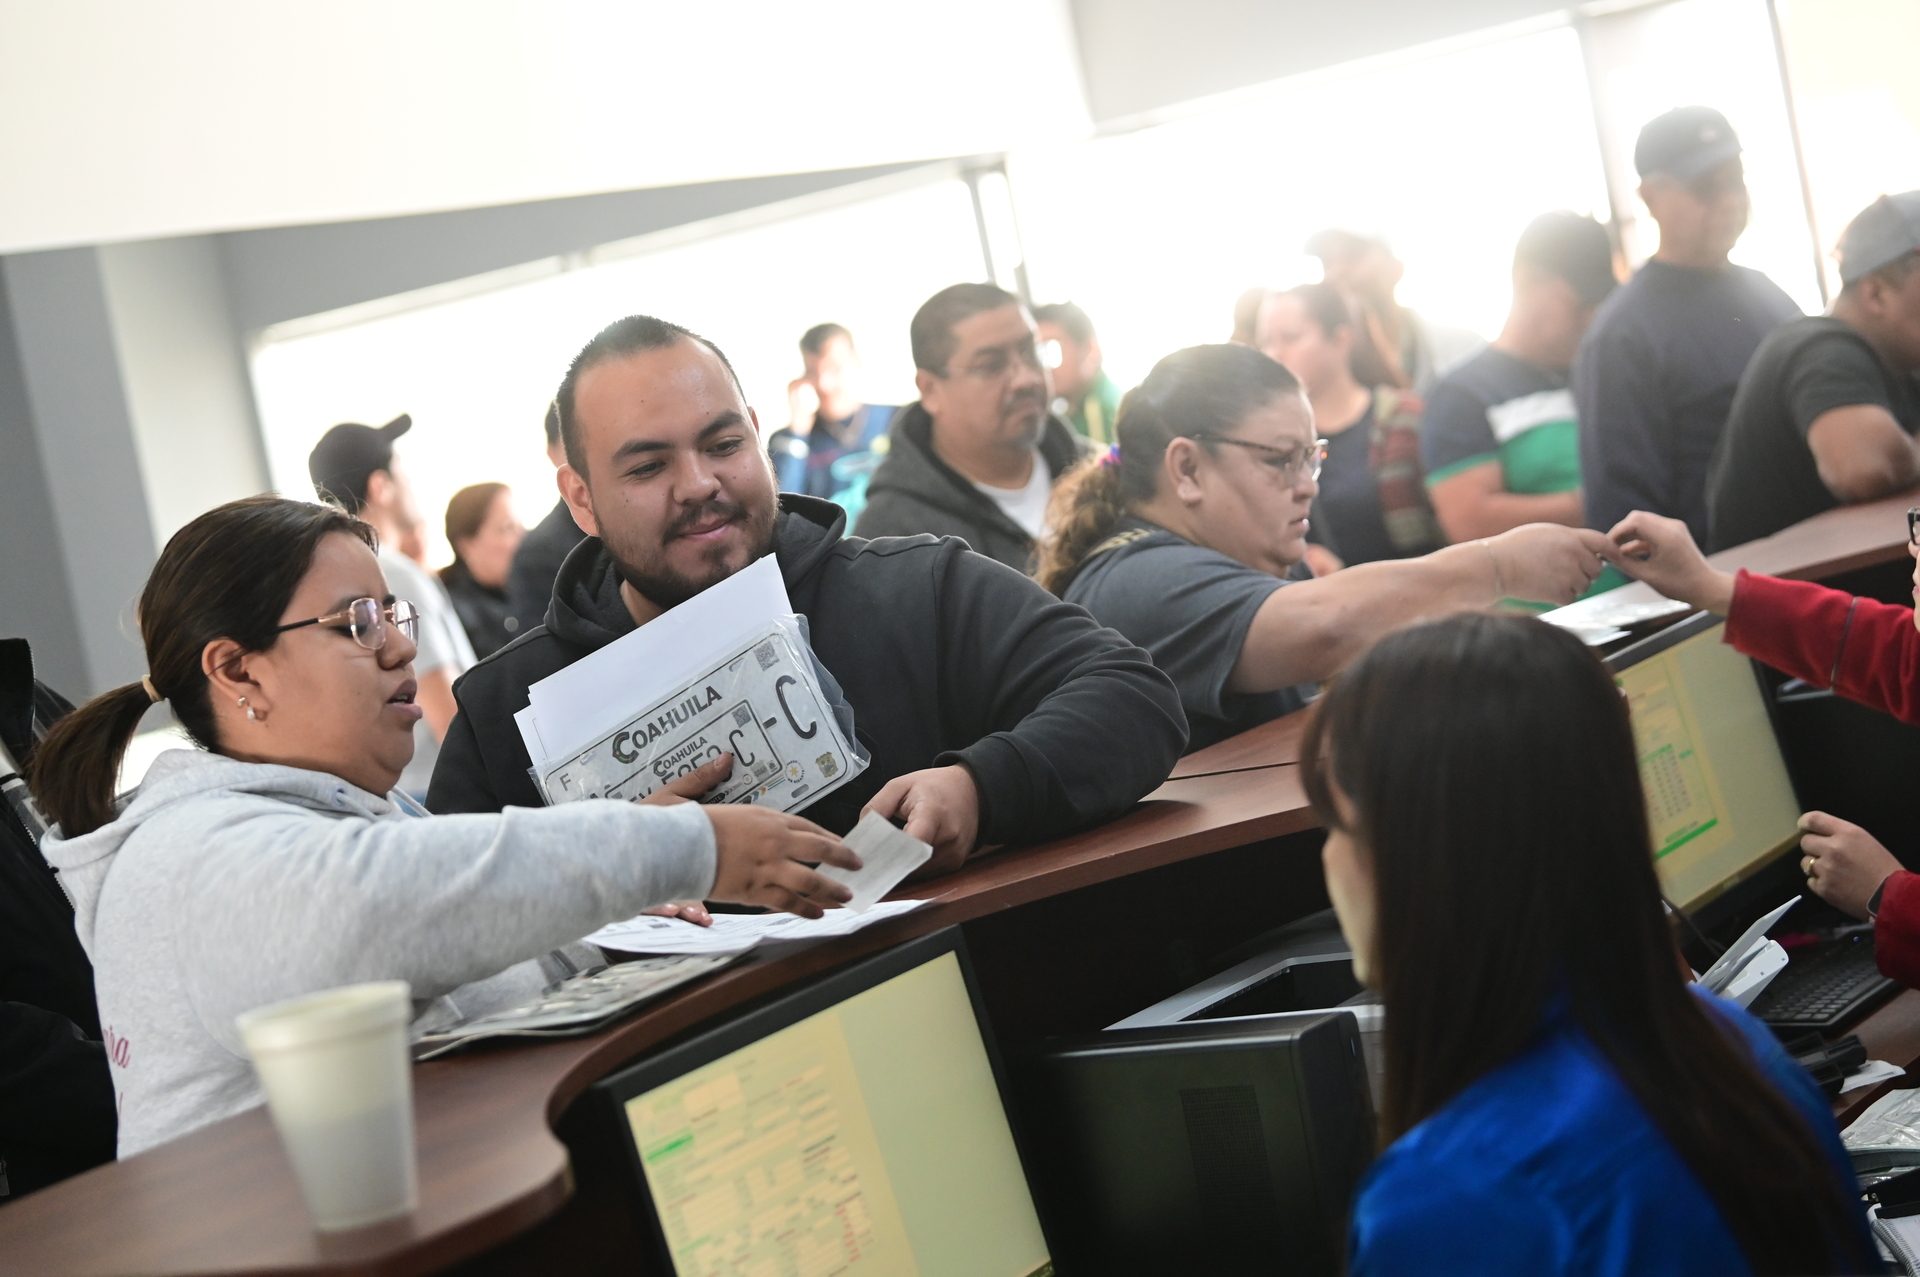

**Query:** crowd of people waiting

left=5, top=100, right=1920, bottom=1274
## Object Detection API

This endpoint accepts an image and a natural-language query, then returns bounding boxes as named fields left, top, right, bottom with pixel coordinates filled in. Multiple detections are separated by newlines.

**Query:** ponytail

left=1037, top=451, right=1132, bottom=595
left=31, top=497, right=375, bottom=838
left=31, top=683, right=154, bottom=839
left=1035, top=343, right=1303, bottom=596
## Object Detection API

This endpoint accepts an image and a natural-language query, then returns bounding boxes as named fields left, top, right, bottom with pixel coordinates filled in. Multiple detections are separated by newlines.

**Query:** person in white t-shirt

left=308, top=415, right=476, bottom=795
left=854, top=283, right=1089, bottom=572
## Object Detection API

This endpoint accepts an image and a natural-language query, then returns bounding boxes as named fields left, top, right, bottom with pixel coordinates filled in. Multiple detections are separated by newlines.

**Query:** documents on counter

left=412, top=953, right=741, bottom=1059
left=587, top=898, right=928, bottom=956
left=514, top=555, right=867, bottom=814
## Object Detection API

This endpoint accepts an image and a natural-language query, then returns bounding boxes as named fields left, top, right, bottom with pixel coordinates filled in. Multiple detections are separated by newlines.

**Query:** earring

left=239, top=696, right=256, bottom=723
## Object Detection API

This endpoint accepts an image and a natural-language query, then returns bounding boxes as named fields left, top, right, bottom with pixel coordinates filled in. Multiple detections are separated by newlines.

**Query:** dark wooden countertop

left=6, top=486, right=1914, bottom=1275
left=0, top=765, right=1315, bottom=1276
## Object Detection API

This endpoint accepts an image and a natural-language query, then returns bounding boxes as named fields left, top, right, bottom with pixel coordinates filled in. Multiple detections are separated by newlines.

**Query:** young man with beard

left=427, top=315, right=1187, bottom=876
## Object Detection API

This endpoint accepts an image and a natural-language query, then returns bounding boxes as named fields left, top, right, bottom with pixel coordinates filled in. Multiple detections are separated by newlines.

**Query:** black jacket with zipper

left=427, top=495, right=1187, bottom=848
left=852, top=403, right=1087, bottom=571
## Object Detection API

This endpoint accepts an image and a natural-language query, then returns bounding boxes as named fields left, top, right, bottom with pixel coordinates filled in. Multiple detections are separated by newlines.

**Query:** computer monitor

left=1031, top=1010, right=1374, bottom=1277
left=1606, top=612, right=1804, bottom=915
left=588, top=930, right=1054, bottom=1277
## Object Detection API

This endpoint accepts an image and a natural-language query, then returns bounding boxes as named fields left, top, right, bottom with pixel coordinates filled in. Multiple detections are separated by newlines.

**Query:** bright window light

left=1009, top=25, right=1610, bottom=393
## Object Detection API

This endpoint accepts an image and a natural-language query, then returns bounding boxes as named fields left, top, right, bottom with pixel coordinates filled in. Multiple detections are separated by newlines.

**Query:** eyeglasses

left=1193, top=434, right=1329, bottom=485
left=276, top=598, right=420, bottom=650
left=951, top=339, right=1046, bottom=383
left=1908, top=506, right=1919, bottom=547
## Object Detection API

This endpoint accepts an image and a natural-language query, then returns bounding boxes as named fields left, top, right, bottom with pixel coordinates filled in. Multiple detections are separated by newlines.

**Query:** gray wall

left=0, top=267, right=91, bottom=697
left=100, top=236, right=270, bottom=547
left=1070, top=0, right=1578, bottom=124
left=1, top=250, right=161, bottom=696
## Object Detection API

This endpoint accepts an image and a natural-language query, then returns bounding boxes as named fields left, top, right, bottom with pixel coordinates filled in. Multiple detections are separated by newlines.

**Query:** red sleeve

left=1724, top=569, right=1920, bottom=725
left=1874, top=871, right=1920, bottom=988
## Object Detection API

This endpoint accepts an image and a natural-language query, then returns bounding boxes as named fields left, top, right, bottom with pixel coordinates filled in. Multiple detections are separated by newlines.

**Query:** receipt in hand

left=818, top=812, right=933, bottom=913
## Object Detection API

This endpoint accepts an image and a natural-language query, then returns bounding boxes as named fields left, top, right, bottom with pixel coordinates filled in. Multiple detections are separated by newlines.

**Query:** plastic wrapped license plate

left=537, top=624, right=865, bottom=813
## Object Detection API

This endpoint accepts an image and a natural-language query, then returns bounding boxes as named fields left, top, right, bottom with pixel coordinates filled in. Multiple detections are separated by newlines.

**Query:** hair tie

left=140, top=675, right=163, bottom=705
left=1098, top=443, right=1123, bottom=469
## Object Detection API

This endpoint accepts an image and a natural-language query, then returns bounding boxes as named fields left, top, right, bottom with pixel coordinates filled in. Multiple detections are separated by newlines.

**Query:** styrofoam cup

left=236, top=981, right=417, bottom=1231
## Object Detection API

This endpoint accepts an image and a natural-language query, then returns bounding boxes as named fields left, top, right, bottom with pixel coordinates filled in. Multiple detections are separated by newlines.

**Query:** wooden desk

left=0, top=766, right=1320, bottom=1277
left=7, top=487, right=1915, bottom=1276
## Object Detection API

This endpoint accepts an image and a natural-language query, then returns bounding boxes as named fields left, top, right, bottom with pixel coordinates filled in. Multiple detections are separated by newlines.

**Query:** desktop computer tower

left=1031, top=1009, right=1374, bottom=1277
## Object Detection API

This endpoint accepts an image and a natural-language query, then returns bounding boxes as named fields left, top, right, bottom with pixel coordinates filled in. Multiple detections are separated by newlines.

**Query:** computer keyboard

left=1748, top=933, right=1898, bottom=1033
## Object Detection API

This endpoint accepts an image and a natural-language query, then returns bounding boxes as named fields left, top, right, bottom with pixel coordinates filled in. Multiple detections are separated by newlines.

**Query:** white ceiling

left=0, top=0, right=1091, bottom=254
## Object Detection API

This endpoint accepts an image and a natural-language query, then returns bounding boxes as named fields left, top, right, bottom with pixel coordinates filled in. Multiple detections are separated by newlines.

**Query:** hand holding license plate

left=536, top=622, right=866, bottom=813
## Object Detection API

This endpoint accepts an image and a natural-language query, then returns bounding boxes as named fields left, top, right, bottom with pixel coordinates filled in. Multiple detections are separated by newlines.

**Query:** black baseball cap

left=1836, top=192, right=1920, bottom=285
left=308, top=414, right=411, bottom=512
left=1634, top=106, right=1742, bottom=180
left=1514, top=211, right=1618, bottom=307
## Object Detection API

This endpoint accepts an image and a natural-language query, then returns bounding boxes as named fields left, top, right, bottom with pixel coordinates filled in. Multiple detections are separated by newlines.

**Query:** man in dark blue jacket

left=1575, top=106, right=1801, bottom=541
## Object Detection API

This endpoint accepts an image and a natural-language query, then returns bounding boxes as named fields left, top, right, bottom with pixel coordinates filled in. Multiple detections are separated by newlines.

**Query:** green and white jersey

left=1421, top=349, right=1580, bottom=496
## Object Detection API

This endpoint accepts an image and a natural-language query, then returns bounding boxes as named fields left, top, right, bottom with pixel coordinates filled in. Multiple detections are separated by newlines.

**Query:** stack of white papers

left=513, top=554, right=866, bottom=813
left=516, top=554, right=791, bottom=771
left=588, top=898, right=928, bottom=955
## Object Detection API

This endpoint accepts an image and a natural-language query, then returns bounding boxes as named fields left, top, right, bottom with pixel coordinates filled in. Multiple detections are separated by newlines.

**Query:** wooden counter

left=0, top=763, right=1315, bottom=1277
left=5, top=486, right=1914, bottom=1276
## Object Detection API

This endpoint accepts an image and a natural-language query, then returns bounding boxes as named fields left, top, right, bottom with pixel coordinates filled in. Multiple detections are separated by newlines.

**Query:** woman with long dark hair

left=33, top=496, right=857, bottom=1156
left=1301, top=614, right=1873, bottom=1275
left=1038, top=343, right=1612, bottom=751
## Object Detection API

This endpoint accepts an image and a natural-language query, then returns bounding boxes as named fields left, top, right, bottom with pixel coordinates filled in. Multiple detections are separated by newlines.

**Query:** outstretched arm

left=1609, top=509, right=1920, bottom=724
left=1229, top=523, right=1613, bottom=693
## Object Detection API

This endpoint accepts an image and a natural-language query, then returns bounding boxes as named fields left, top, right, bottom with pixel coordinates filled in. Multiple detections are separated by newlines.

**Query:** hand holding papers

left=820, top=812, right=933, bottom=913
left=515, top=555, right=866, bottom=814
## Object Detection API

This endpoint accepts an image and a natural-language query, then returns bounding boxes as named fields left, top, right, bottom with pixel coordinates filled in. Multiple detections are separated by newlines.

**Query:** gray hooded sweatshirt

left=42, top=748, right=715, bottom=1157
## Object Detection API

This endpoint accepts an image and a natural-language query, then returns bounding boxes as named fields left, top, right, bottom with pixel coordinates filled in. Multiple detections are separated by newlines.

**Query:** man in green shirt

left=1035, top=301, right=1123, bottom=446
left=1421, top=211, right=1628, bottom=597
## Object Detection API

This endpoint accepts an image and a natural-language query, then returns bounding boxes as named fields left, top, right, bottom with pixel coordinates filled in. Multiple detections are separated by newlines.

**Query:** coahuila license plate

left=537, top=626, right=864, bottom=813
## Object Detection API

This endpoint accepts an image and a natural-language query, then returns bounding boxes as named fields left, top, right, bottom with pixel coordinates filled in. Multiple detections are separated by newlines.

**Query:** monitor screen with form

left=611, top=944, right=1053, bottom=1277
left=1613, top=617, right=1803, bottom=912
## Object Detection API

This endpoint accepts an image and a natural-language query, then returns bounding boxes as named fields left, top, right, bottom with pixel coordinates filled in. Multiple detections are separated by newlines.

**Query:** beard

left=603, top=494, right=779, bottom=611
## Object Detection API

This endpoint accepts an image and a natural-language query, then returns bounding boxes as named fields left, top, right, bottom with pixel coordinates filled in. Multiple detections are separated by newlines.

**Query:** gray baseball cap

left=1634, top=106, right=1742, bottom=181
left=1836, top=192, right=1920, bottom=285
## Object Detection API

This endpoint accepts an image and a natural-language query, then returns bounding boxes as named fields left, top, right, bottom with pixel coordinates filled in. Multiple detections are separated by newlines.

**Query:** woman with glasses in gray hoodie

left=33, top=496, right=859, bottom=1157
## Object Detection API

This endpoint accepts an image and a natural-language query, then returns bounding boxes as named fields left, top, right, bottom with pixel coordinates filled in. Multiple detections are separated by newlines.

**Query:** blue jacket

left=1349, top=991, right=1871, bottom=1276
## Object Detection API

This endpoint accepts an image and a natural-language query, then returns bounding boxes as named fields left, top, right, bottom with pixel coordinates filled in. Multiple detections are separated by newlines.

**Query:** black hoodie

left=427, top=496, right=1187, bottom=847
left=852, top=402, right=1087, bottom=571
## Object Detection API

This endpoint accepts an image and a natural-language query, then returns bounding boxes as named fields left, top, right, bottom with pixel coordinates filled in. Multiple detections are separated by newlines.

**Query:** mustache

left=666, top=497, right=748, bottom=539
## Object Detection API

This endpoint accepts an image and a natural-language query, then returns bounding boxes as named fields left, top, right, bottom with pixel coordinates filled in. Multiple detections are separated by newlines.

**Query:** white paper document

left=1699, top=897, right=1798, bottom=995
left=1846, top=1061, right=1909, bottom=1095
left=527, top=554, right=791, bottom=760
left=513, top=553, right=866, bottom=814
left=587, top=898, right=929, bottom=955
left=819, top=812, right=933, bottom=913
